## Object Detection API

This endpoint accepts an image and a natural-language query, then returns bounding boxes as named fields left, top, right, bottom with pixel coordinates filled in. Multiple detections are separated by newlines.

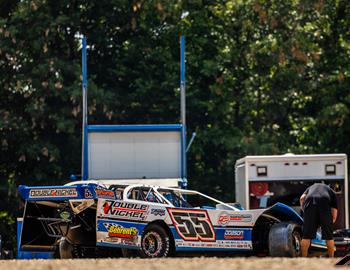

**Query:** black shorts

left=302, top=205, right=333, bottom=240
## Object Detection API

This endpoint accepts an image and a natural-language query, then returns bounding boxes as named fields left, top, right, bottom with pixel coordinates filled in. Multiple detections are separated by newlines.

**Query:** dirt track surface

left=0, top=258, right=340, bottom=270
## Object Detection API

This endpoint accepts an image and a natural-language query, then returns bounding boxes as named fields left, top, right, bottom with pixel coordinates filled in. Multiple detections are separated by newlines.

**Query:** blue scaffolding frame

left=81, top=36, right=187, bottom=187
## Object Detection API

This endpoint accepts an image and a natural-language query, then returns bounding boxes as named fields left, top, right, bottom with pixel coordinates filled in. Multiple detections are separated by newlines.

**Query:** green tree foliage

left=1, top=0, right=350, bottom=250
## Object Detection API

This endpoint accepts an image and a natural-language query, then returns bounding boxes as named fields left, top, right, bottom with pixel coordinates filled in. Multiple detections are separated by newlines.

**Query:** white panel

left=246, top=158, right=346, bottom=181
left=88, top=131, right=181, bottom=180
left=235, top=164, right=246, bottom=208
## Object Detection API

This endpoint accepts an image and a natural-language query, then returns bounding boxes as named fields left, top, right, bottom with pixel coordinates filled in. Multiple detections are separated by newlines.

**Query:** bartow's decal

left=151, top=208, right=166, bottom=216
left=168, top=208, right=216, bottom=241
left=29, top=188, right=78, bottom=198
left=217, top=212, right=252, bottom=226
left=102, top=200, right=149, bottom=221
left=224, top=229, right=244, bottom=240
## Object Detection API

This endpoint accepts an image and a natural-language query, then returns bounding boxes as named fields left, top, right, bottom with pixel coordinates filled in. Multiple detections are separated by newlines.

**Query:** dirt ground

left=0, top=258, right=341, bottom=270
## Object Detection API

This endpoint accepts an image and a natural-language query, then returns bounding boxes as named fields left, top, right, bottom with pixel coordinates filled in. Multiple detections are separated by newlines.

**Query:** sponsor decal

left=119, top=238, right=138, bottom=246
left=174, top=239, right=252, bottom=250
left=102, top=200, right=149, bottom=220
left=95, top=187, right=116, bottom=199
left=84, top=189, right=93, bottom=199
left=104, top=223, right=138, bottom=239
left=29, top=188, right=78, bottom=198
left=217, top=212, right=252, bottom=226
left=59, top=211, right=71, bottom=221
left=168, top=209, right=216, bottom=241
left=151, top=208, right=166, bottom=216
left=224, top=229, right=244, bottom=240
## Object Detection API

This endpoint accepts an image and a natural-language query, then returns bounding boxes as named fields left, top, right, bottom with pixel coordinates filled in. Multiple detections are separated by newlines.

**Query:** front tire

left=268, top=222, right=301, bottom=257
left=140, top=224, right=171, bottom=258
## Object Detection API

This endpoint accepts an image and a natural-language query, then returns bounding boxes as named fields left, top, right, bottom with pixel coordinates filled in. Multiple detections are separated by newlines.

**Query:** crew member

left=300, top=183, right=338, bottom=257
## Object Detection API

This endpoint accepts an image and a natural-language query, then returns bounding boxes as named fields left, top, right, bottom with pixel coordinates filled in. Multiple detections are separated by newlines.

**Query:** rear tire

left=140, top=224, right=171, bottom=258
left=59, top=237, right=74, bottom=259
left=268, top=222, right=301, bottom=257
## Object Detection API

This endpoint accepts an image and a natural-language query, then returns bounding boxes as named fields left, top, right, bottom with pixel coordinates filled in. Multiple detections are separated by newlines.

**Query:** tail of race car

left=17, top=184, right=120, bottom=258
left=19, top=195, right=97, bottom=257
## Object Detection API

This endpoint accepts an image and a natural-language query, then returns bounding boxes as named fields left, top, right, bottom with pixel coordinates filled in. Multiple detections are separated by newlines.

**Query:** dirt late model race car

left=18, top=182, right=310, bottom=258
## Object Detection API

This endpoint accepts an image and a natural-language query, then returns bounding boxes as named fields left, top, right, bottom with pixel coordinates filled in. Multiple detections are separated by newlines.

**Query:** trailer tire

left=269, top=222, right=301, bottom=257
left=140, top=224, right=171, bottom=258
left=59, top=237, right=74, bottom=259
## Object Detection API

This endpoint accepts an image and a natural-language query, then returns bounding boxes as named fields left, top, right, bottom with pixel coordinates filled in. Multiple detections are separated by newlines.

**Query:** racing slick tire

left=268, top=222, right=301, bottom=257
left=58, top=237, right=74, bottom=259
left=140, top=224, right=171, bottom=258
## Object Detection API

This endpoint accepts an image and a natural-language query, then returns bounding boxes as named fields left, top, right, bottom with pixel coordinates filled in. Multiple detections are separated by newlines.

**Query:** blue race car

left=18, top=181, right=312, bottom=258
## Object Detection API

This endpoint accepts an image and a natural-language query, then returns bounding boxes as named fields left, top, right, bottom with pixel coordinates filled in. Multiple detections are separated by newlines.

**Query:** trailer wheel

left=140, top=224, right=171, bottom=258
left=269, top=222, right=301, bottom=257
left=59, top=237, right=74, bottom=258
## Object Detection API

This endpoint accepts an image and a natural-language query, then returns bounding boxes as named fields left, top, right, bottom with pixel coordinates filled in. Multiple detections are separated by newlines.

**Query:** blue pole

left=82, top=37, right=89, bottom=180
left=180, top=35, right=187, bottom=187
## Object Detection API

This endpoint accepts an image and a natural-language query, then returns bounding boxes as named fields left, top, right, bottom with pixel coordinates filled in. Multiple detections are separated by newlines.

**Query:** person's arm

left=330, top=189, right=338, bottom=223
left=331, top=208, right=338, bottom=223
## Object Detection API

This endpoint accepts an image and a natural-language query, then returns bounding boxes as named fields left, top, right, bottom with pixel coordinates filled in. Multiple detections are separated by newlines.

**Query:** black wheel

left=59, top=237, right=74, bottom=259
left=58, top=237, right=84, bottom=258
left=140, top=224, right=171, bottom=258
left=268, top=222, right=301, bottom=257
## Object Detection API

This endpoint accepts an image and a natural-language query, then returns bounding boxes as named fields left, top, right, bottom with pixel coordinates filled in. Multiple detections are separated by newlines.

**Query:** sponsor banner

left=95, top=187, right=116, bottom=200
left=211, top=227, right=252, bottom=241
left=151, top=208, right=166, bottom=217
left=217, top=212, right=252, bottom=226
left=29, top=188, right=78, bottom=198
left=224, top=229, right=244, bottom=240
left=101, top=200, right=149, bottom=221
left=97, top=220, right=145, bottom=247
left=174, top=239, right=252, bottom=250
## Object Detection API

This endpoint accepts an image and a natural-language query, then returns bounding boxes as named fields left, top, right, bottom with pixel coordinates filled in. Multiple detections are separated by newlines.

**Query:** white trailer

left=235, top=153, right=348, bottom=229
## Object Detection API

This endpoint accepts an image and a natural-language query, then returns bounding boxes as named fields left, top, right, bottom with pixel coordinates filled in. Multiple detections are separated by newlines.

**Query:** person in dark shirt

left=300, top=183, right=338, bottom=257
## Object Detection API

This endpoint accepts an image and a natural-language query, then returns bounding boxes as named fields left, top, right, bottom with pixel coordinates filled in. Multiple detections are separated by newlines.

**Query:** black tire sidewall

left=59, top=237, right=74, bottom=259
left=140, top=224, right=170, bottom=258
left=268, top=222, right=301, bottom=257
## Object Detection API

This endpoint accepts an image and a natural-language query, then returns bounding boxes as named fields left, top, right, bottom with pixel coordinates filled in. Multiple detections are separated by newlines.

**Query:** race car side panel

left=96, top=199, right=258, bottom=252
left=96, top=199, right=172, bottom=249
left=168, top=208, right=254, bottom=251
left=171, top=226, right=253, bottom=251
left=96, top=219, right=146, bottom=249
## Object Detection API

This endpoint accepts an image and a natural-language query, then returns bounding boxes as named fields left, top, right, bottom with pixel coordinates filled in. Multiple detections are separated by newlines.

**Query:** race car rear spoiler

left=18, top=184, right=116, bottom=201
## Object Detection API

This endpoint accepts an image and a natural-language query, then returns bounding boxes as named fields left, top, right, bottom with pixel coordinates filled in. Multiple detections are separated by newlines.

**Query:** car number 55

left=167, top=209, right=216, bottom=241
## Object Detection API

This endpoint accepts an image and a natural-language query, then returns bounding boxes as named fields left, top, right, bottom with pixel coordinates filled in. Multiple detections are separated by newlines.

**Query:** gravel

left=0, top=258, right=339, bottom=270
